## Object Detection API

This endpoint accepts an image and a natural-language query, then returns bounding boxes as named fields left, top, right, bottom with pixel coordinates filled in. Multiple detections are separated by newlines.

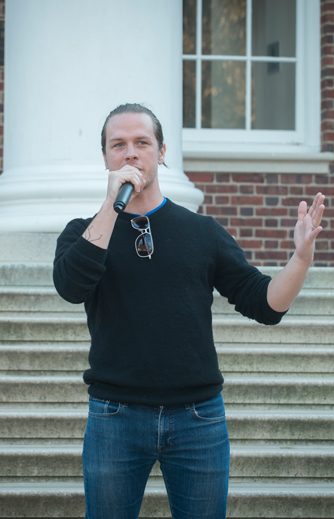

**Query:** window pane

left=202, top=60, right=245, bottom=128
left=183, top=60, right=196, bottom=128
left=202, top=0, right=246, bottom=55
left=252, top=0, right=296, bottom=57
left=252, top=62, right=295, bottom=130
left=183, top=0, right=197, bottom=54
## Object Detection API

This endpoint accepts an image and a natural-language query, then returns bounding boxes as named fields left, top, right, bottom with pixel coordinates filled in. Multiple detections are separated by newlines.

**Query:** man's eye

left=113, top=143, right=124, bottom=148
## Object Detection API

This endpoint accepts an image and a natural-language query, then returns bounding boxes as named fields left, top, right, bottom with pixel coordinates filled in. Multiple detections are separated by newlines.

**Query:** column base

left=0, top=164, right=204, bottom=233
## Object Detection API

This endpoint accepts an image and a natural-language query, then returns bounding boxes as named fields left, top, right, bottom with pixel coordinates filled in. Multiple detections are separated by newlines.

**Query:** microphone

left=113, top=182, right=134, bottom=213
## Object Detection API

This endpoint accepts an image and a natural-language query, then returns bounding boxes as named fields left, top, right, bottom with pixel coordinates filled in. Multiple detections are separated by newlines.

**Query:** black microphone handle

left=113, top=183, right=134, bottom=213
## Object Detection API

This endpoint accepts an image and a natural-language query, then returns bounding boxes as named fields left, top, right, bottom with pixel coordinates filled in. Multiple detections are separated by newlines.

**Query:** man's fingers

left=298, top=200, right=307, bottom=221
left=309, top=193, right=325, bottom=228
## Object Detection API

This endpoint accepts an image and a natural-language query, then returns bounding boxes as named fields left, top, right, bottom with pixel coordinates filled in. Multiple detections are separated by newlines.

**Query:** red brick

left=214, top=185, right=238, bottom=193
left=265, top=197, right=280, bottom=206
left=206, top=206, right=237, bottom=216
left=321, top=13, right=334, bottom=23
left=203, top=195, right=213, bottom=204
left=265, top=219, right=278, bottom=227
left=264, top=240, right=279, bottom=248
left=240, top=228, right=253, bottom=237
left=283, top=197, right=311, bottom=207
left=321, top=34, right=334, bottom=45
left=231, top=173, right=264, bottom=183
left=306, top=186, right=334, bottom=196
left=256, top=185, right=288, bottom=195
left=289, top=186, right=305, bottom=195
left=240, top=207, right=254, bottom=216
left=240, top=185, right=254, bottom=194
left=321, top=99, right=334, bottom=109
left=282, top=175, right=313, bottom=184
left=280, top=240, right=295, bottom=249
left=315, top=252, right=334, bottom=261
left=231, top=218, right=263, bottom=227
left=316, top=240, right=330, bottom=250
left=281, top=218, right=297, bottom=228
left=186, top=172, right=214, bottom=183
left=238, top=240, right=263, bottom=249
left=231, top=196, right=263, bottom=205
left=215, top=173, right=231, bottom=183
left=322, top=143, right=334, bottom=151
left=265, top=174, right=279, bottom=184
left=321, top=46, right=334, bottom=56
left=255, top=251, right=288, bottom=261
left=214, top=196, right=230, bottom=205
left=256, top=207, right=287, bottom=216
left=205, top=185, right=232, bottom=194
left=255, top=229, right=287, bottom=238
left=321, top=120, right=334, bottom=130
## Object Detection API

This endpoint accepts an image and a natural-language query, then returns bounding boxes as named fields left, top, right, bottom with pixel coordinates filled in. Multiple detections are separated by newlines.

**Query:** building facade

left=0, top=0, right=333, bottom=266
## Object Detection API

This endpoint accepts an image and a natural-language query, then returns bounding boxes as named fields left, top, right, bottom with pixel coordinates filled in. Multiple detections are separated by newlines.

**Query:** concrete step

left=0, top=404, right=333, bottom=441
left=227, top=480, right=334, bottom=518
left=0, top=314, right=89, bottom=342
left=1, top=285, right=333, bottom=316
left=212, top=288, right=334, bottom=316
left=0, top=286, right=81, bottom=313
left=213, top=316, right=334, bottom=344
left=217, top=344, right=334, bottom=373
left=0, top=343, right=90, bottom=372
left=1, top=313, right=333, bottom=343
left=2, top=342, right=334, bottom=374
left=227, top=407, right=334, bottom=441
left=0, top=405, right=86, bottom=439
left=0, top=442, right=333, bottom=479
left=223, top=373, right=334, bottom=405
left=0, top=263, right=52, bottom=286
left=0, top=479, right=333, bottom=518
left=1, top=373, right=333, bottom=405
left=1, top=263, right=333, bottom=289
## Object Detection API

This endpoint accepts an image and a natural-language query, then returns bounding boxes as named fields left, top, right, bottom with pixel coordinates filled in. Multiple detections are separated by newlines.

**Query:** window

left=183, top=0, right=320, bottom=155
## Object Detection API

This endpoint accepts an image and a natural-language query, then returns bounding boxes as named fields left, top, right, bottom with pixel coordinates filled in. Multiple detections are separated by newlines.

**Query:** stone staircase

left=0, top=262, right=333, bottom=518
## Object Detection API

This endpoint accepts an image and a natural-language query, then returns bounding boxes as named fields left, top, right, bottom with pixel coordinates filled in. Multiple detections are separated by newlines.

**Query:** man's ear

left=102, top=153, right=108, bottom=170
left=159, top=143, right=166, bottom=164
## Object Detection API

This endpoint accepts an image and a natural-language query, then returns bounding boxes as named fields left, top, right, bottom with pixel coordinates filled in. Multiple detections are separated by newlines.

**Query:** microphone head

left=113, top=200, right=126, bottom=213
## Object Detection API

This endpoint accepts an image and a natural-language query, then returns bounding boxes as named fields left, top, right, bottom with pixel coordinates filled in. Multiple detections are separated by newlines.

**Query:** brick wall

left=185, top=0, right=334, bottom=267
left=186, top=171, right=334, bottom=267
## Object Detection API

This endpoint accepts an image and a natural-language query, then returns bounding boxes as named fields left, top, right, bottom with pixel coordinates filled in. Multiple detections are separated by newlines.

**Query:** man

left=53, top=103, right=325, bottom=519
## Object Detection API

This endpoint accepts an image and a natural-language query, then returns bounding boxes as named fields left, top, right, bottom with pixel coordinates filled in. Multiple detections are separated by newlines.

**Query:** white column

left=0, top=0, right=203, bottom=233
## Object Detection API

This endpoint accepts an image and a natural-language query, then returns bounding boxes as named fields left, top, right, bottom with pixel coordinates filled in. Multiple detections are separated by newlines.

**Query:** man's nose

left=125, top=144, right=138, bottom=160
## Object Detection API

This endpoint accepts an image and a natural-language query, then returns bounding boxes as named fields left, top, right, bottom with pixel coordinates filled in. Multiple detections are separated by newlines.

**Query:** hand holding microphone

left=113, top=182, right=134, bottom=213
left=105, top=165, right=143, bottom=213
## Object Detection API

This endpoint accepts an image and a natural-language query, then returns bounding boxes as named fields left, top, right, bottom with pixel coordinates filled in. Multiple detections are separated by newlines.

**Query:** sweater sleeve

left=53, top=218, right=108, bottom=304
left=210, top=219, right=287, bottom=325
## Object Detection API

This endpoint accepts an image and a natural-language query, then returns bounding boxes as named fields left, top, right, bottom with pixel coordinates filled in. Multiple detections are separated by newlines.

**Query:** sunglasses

left=130, top=215, right=154, bottom=259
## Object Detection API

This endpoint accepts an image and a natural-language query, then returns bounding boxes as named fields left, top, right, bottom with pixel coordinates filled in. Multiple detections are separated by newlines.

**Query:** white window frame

left=182, top=0, right=321, bottom=158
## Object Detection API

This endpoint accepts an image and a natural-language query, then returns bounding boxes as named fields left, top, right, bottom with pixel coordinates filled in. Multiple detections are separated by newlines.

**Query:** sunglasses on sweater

left=130, top=215, right=154, bottom=259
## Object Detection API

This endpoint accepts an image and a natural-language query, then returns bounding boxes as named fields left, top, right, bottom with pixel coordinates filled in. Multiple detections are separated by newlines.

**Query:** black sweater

left=53, top=199, right=286, bottom=405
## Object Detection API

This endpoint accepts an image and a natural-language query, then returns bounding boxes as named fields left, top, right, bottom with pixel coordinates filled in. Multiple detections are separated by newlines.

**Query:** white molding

left=183, top=151, right=334, bottom=173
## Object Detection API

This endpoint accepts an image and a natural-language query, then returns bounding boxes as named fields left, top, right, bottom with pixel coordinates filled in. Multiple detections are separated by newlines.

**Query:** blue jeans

left=83, top=393, right=230, bottom=518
